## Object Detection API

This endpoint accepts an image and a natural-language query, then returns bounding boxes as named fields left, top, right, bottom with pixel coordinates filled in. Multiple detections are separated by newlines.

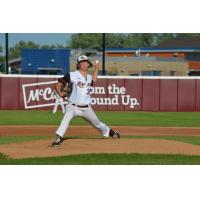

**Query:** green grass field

left=1, top=110, right=200, bottom=127
left=1, top=151, right=200, bottom=165
left=1, top=110, right=200, bottom=164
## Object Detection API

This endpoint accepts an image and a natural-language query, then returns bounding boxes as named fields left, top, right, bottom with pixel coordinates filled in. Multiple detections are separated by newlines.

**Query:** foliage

left=0, top=56, right=4, bottom=63
left=155, top=33, right=175, bottom=45
left=9, top=40, right=66, bottom=59
left=156, top=33, right=200, bottom=45
left=68, top=33, right=102, bottom=50
left=0, top=45, right=4, bottom=72
left=175, top=33, right=200, bottom=39
left=68, top=33, right=155, bottom=49
left=9, top=40, right=39, bottom=59
left=68, top=33, right=200, bottom=50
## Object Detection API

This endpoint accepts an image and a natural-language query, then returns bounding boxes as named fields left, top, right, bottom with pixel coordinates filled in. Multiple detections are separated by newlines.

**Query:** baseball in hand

left=95, top=60, right=100, bottom=65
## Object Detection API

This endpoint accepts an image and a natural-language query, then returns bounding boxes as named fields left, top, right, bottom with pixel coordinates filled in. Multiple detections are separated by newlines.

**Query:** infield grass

left=1, top=110, right=200, bottom=127
left=0, top=135, right=50, bottom=145
left=1, top=135, right=200, bottom=146
left=1, top=152, right=200, bottom=165
left=125, top=136, right=200, bottom=146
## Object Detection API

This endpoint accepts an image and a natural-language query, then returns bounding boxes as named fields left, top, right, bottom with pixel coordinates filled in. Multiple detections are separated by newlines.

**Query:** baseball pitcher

left=52, top=55, right=120, bottom=146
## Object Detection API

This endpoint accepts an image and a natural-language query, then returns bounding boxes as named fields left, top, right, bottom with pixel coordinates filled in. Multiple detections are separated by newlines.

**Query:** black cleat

left=112, top=131, right=120, bottom=138
left=52, top=134, right=63, bottom=146
left=109, top=129, right=120, bottom=139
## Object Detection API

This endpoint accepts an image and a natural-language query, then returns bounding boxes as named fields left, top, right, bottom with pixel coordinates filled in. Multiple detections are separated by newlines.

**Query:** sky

left=0, top=33, right=73, bottom=50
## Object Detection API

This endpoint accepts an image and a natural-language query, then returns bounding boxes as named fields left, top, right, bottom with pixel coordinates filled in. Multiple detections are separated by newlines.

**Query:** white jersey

left=68, top=71, right=93, bottom=105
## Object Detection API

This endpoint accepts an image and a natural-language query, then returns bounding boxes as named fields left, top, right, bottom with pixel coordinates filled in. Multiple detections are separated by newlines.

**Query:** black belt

left=72, top=104, right=89, bottom=108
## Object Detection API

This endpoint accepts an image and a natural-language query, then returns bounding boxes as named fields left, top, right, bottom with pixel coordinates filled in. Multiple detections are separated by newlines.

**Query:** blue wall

left=21, top=49, right=70, bottom=74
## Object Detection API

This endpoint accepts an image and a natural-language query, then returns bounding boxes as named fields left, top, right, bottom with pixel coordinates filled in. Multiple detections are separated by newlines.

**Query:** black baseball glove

left=60, top=81, right=73, bottom=98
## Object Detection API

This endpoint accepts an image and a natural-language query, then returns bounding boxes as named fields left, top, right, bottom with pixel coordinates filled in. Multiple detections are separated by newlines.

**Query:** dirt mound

left=1, top=138, right=200, bottom=159
left=1, top=125, right=200, bottom=159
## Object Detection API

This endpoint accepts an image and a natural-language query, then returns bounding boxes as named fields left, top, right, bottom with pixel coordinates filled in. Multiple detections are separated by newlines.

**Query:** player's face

left=78, top=60, right=89, bottom=71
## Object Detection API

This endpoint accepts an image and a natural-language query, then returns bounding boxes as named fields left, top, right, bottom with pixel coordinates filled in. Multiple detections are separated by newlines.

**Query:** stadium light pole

left=102, top=33, right=106, bottom=75
left=5, top=33, right=9, bottom=74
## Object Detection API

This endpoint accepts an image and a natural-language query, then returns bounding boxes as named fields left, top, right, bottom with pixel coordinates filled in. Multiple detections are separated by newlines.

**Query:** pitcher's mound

left=1, top=138, right=200, bottom=159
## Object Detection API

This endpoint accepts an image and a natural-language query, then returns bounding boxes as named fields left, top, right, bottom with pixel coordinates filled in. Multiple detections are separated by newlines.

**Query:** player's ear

left=76, top=64, right=79, bottom=70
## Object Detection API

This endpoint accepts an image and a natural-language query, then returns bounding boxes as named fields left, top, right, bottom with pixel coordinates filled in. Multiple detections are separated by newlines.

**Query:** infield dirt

left=1, top=125, right=200, bottom=159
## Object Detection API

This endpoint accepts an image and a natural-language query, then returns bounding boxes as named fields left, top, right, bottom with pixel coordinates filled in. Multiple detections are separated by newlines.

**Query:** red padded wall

left=178, top=79, right=196, bottom=111
left=1, top=77, right=20, bottom=109
left=160, top=79, right=178, bottom=111
left=195, top=79, right=200, bottom=111
left=142, top=79, right=160, bottom=111
left=0, top=76, right=200, bottom=112
left=124, top=79, right=142, bottom=111
left=19, top=77, right=38, bottom=109
left=37, top=78, right=57, bottom=110
left=107, top=79, right=125, bottom=111
left=91, top=79, right=108, bottom=111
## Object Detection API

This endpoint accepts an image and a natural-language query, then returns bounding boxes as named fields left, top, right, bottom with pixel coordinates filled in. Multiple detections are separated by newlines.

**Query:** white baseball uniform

left=52, top=91, right=66, bottom=114
left=56, top=71, right=110, bottom=138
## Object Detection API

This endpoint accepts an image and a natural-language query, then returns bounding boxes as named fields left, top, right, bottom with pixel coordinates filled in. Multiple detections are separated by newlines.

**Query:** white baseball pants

left=56, top=104, right=110, bottom=138
left=53, top=98, right=66, bottom=114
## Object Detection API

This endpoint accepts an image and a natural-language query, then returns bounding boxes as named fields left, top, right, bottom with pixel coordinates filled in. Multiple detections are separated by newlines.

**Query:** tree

left=68, top=33, right=102, bottom=50
left=125, top=34, right=155, bottom=48
left=9, top=40, right=40, bottom=59
left=175, top=33, right=200, bottom=39
left=0, top=45, right=4, bottom=71
left=155, top=33, right=175, bottom=45
left=0, top=55, right=4, bottom=66
left=141, top=33, right=154, bottom=47
left=106, top=34, right=126, bottom=48
left=68, top=33, right=157, bottom=50
left=9, top=41, right=66, bottom=59
left=40, top=44, right=65, bottom=49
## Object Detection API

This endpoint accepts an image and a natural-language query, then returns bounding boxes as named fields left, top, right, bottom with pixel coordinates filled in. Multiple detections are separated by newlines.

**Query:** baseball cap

left=77, top=55, right=93, bottom=67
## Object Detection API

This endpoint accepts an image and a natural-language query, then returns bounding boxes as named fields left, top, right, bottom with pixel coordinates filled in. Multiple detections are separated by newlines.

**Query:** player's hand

left=60, top=92, right=66, bottom=98
left=93, top=60, right=100, bottom=70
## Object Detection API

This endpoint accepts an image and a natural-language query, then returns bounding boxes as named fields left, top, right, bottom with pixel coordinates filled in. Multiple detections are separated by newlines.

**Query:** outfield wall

left=0, top=74, right=200, bottom=111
